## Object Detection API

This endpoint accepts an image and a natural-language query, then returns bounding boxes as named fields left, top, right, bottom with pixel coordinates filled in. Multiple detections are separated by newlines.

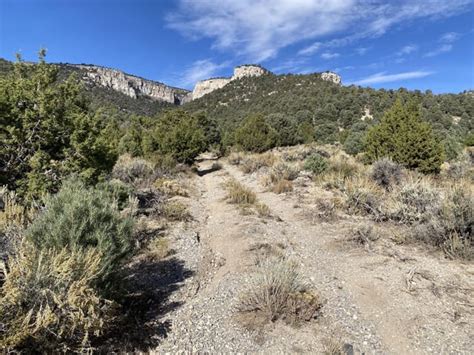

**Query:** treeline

left=184, top=72, right=473, bottom=157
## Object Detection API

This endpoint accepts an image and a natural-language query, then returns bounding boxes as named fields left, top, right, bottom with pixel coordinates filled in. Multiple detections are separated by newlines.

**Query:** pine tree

left=364, top=99, right=444, bottom=174
left=234, top=114, right=278, bottom=152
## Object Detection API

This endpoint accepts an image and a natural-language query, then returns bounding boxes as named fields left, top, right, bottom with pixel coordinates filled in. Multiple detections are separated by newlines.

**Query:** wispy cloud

left=424, top=32, right=461, bottom=57
left=397, top=44, right=418, bottom=56
left=352, top=70, right=434, bottom=85
left=177, top=59, right=230, bottom=88
left=424, top=44, right=453, bottom=57
left=321, top=52, right=340, bottom=60
left=167, top=0, right=473, bottom=62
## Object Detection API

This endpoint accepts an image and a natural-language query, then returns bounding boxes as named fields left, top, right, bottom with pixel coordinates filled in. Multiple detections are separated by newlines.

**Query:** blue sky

left=1, top=0, right=473, bottom=93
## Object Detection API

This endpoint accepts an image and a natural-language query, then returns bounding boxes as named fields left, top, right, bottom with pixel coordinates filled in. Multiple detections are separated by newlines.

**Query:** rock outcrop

left=192, top=77, right=231, bottom=100
left=191, top=64, right=270, bottom=100
left=320, top=71, right=342, bottom=85
left=74, top=65, right=190, bottom=104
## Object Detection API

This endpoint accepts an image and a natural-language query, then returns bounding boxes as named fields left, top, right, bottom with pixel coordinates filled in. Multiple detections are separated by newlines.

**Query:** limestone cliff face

left=191, top=65, right=270, bottom=100
left=74, top=65, right=190, bottom=104
left=320, top=71, right=342, bottom=85
left=192, top=77, right=231, bottom=100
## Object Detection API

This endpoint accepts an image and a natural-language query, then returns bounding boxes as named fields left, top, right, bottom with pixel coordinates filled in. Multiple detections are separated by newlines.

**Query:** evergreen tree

left=365, top=99, right=444, bottom=174
left=234, top=113, right=278, bottom=152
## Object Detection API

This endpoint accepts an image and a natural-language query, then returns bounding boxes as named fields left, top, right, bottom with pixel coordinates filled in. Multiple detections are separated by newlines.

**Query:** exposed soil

left=149, top=157, right=474, bottom=354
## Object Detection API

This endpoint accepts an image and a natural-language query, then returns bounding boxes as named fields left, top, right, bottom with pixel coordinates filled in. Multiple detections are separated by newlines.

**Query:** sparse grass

left=239, top=256, right=322, bottom=325
left=162, top=201, right=191, bottom=221
left=224, top=179, right=257, bottom=205
left=145, top=237, right=172, bottom=261
left=322, top=337, right=345, bottom=355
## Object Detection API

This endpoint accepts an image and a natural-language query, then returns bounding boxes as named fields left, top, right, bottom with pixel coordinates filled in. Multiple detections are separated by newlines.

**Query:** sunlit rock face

left=75, top=65, right=189, bottom=104
left=320, top=71, right=342, bottom=85
left=191, top=77, right=231, bottom=100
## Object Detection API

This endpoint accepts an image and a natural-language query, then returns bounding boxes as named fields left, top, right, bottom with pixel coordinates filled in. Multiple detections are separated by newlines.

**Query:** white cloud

left=397, top=44, right=418, bottom=56
left=177, top=59, right=230, bottom=88
left=167, top=0, right=473, bottom=62
left=440, top=32, right=460, bottom=43
left=352, top=71, right=434, bottom=85
left=424, top=44, right=453, bottom=57
left=321, top=52, right=340, bottom=59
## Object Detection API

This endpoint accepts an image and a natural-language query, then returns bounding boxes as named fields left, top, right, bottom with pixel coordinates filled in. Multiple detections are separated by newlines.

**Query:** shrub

left=389, top=179, right=440, bottom=223
left=25, top=178, right=134, bottom=287
left=0, top=244, right=116, bottom=351
left=224, top=179, right=257, bottom=205
left=234, top=114, right=278, bottom=153
left=228, top=151, right=245, bottom=165
left=344, top=178, right=383, bottom=218
left=371, top=158, right=402, bottom=190
left=413, top=182, right=473, bottom=259
left=112, top=154, right=154, bottom=184
left=304, top=153, right=328, bottom=175
left=147, top=110, right=208, bottom=164
left=364, top=99, right=444, bottom=174
left=154, top=178, right=189, bottom=197
left=269, top=163, right=300, bottom=182
left=328, top=153, right=360, bottom=179
left=240, top=257, right=321, bottom=324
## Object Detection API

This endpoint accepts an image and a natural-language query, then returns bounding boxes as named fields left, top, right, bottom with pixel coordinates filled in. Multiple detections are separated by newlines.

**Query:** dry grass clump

left=269, top=163, right=300, bottom=182
left=112, top=154, right=155, bottom=185
left=144, top=237, right=172, bottom=261
left=224, top=179, right=257, bottom=205
left=154, top=178, right=189, bottom=197
left=228, top=151, right=245, bottom=165
left=370, top=158, right=402, bottom=190
left=162, top=201, right=191, bottom=221
left=255, top=202, right=272, bottom=217
left=240, top=256, right=322, bottom=325
left=0, top=189, right=35, bottom=264
left=311, top=196, right=342, bottom=222
left=0, top=244, right=116, bottom=352
left=272, top=179, right=294, bottom=194
left=240, top=152, right=278, bottom=174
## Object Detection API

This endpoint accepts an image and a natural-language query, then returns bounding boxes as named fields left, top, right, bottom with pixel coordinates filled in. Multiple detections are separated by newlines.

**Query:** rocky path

left=152, top=158, right=474, bottom=354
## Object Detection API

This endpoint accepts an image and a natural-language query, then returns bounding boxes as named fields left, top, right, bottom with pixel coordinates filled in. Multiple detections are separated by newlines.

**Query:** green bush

left=146, top=110, right=208, bottom=164
left=304, top=153, right=328, bottom=175
left=0, top=52, right=117, bottom=200
left=364, top=99, right=444, bottom=174
left=25, top=178, right=134, bottom=287
left=234, top=114, right=278, bottom=153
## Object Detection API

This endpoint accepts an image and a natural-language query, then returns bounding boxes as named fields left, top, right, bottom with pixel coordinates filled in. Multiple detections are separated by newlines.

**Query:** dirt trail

left=154, top=158, right=474, bottom=354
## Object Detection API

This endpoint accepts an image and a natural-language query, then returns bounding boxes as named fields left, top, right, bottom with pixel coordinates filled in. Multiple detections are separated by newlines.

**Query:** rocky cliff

left=191, top=64, right=270, bottom=100
left=320, top=71, right=342, bottom=85
left=73, top=64, right=190, bottom=104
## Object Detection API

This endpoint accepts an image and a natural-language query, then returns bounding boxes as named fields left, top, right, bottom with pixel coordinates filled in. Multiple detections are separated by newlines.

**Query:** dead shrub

left=343, top=178, right=383, bottom=219
left=312, top=197, right=340, bottom=221
left=239, top=257, right=321, bottom=325
left=224, top=179, right=257, bottom=205
left=269, top=163, right=300, bottom=182
left=371, top=158, right=402, bottom=190
left=348, top=225, right=380, bottom=248
left=0, top=244, right=116, bottom=352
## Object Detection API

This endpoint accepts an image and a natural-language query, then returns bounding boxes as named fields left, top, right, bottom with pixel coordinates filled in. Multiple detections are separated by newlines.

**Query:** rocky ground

left=142, top=156, right=473, bottom=354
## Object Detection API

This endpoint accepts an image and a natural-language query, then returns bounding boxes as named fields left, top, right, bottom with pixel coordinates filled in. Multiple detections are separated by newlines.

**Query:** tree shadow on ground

left=96, top=255, right=193, bottom=352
